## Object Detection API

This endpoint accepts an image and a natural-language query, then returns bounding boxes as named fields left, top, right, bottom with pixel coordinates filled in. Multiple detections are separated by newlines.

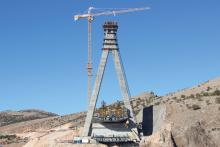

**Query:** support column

left=82, top=49, right=109, bottom=136
left=112, top=49, right=136, bottom=122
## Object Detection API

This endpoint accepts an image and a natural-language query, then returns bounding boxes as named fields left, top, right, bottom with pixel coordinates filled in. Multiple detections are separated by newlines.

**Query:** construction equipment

left=94, top=101, right=128, bottom=123
left=74, top=7, right=150, bottom=104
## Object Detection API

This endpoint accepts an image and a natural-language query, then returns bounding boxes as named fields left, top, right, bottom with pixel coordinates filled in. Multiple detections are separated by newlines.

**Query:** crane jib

left=74, top=7, right=150, bottom=20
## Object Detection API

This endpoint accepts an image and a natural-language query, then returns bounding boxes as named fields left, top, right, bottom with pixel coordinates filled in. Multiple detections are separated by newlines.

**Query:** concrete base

left=91, top=122, right=138, bottom=143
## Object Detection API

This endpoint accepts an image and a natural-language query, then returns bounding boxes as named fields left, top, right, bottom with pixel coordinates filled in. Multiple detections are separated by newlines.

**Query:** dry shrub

left=192, top=104, right=201, bottom=110
left=215, top=97, right=220, bottom=104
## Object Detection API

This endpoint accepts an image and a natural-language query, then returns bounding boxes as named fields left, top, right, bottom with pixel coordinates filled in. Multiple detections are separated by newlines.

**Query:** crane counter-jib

left=74, top=14, right=90, bottom=21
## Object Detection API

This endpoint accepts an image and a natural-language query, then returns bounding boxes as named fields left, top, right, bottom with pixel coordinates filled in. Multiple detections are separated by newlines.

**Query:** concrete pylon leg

left=111, top=50, right=136, bottom=123
left=82, top=49, right=109, bottom=137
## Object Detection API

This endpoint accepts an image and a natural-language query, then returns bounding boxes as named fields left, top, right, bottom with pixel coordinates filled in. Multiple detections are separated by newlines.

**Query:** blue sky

left=0, top=0, right=219, bottom=115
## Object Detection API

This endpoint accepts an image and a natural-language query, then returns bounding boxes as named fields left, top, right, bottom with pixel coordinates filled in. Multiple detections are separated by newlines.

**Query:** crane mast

left=87, top=16, right=92, bottom=104
left=74, top=6, right=150, bottom=105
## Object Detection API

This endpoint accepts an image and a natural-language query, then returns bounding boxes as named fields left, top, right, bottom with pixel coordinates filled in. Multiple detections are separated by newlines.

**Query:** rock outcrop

left=140, top=123, right=175, bottom=147
left=140, top=77, right=220, bottom=147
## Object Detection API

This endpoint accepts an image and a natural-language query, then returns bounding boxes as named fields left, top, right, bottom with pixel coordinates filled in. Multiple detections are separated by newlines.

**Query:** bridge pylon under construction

left=82, top=21, right=140, bottom=143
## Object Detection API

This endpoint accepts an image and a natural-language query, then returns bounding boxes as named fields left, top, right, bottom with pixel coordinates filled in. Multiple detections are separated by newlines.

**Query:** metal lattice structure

left=82, top=22, right=138, bottom=139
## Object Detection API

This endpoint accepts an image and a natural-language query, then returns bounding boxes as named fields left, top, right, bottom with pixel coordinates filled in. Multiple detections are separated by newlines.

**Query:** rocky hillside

left=140, top=77, right=220, bottom=147
left=0, top=77, right=220, bottom=147
left=0, top=109, right=58, bottom=127
left=0, top=111, right=85, bottom=147
left=0, top=112, right=85, bottom=134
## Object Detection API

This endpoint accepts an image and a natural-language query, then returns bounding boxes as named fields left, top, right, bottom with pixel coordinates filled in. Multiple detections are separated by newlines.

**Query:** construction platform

left=91, top=122, right=139, bottom=143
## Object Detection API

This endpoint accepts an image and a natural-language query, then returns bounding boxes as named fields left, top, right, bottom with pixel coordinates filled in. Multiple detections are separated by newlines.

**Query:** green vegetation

left=189, top=94, right=195, bottom=98
left=212, top=89, right=220, bottom=96
left=176, top=99, right=181, bottom=103
left=207, top=86, right=212, bottom=91
left=192, top=104, right=201, bottom=110
left=154, top=102, right=160, bottom=105
left=215, top=97, right=220, bottom=104
left=202, top=92, right=209, bottom=96
left=198, top=89, right=220, bottom=97
left=196, top=93, right=202, bottom=98
left=181, top=95, right=186, bottom=98
left=0, top=134, right=16, bottom=140
left=172, top=97, right=177, bottom=100
left=161, top=88, right=220, bottom=107
left=206, top=100, right=211, bottom=105
left=0, top=110, right=57, bottom=127
left=186, top=104, right=191, bottom=109
left=0, top=134, right=28, bottom=145
left=197, top=97, right=203, bottom=101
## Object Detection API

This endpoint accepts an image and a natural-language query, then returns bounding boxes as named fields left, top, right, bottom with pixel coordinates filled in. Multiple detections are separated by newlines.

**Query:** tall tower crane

left=74, top=7, right=150, bottom=104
